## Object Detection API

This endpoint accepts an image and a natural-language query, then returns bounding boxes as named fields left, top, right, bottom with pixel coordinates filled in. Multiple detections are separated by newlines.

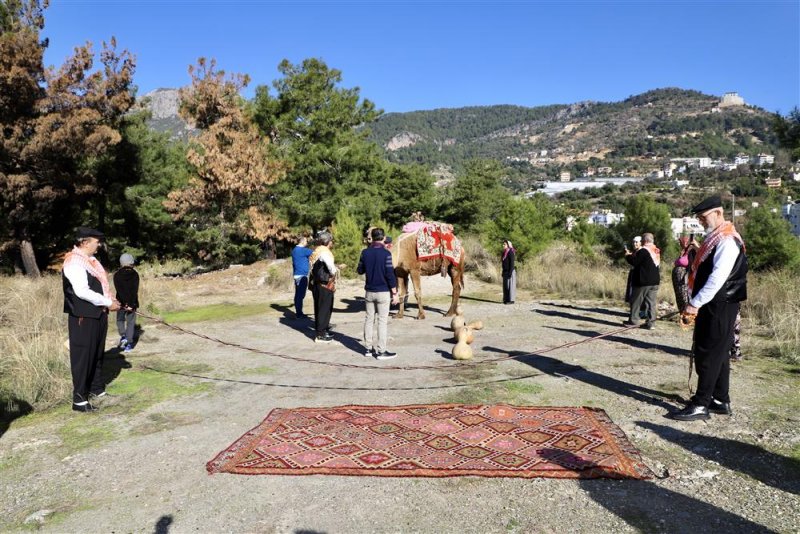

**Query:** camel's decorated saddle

left=402, top=221, right=463, bottom=266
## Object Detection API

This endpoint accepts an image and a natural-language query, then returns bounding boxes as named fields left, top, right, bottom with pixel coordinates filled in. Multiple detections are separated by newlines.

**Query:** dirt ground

left=1, top=267, right=798, bottom=533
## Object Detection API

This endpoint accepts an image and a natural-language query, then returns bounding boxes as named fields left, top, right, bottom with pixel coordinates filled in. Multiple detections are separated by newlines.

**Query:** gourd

left=452, top=328, right=473, bottom=360
left=450, top=305, right=465, bottom=331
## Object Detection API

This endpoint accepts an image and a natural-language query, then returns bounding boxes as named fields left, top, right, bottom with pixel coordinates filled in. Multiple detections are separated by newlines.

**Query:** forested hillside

left=367, top=88, right=778, bottom=188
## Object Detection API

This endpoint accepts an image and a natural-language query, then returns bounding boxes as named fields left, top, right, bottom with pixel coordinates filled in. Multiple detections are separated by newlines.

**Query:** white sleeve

left=63, top=263, right=113, bottom=307
left=322, top=251, right=338, bottom=276
left=689, top=238, right=740, bottom=308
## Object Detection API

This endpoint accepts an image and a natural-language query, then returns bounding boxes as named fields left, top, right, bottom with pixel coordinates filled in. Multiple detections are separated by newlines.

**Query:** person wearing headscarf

left=672, top=234, right=699, bottom=312
left=671, top=195, right=747, bottom=421
left=501, top=239, right=516, bottom=304
left=624, top=233, right=660, bottom=329
left=62, top=227, right=121, bottom=412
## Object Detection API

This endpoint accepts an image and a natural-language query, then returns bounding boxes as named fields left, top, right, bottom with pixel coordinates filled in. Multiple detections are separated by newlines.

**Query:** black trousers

left=691, top=300, right=738, bottom=406
left=312, top=285, right=334, bottom=335
left=68, top=313, right=108, bottom=403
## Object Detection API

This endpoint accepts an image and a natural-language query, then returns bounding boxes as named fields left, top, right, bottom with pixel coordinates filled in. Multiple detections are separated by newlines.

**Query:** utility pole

left=731, top=192, right=736, bottom=224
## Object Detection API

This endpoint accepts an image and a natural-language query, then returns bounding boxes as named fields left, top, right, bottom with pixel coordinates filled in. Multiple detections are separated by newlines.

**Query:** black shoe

left=326, top=324, right=337, bottom=330
left=315, top=333, right=333, bottom=343
left=622, top=320, right=640, bottom=327
left=643, top=323, right=655, bottom=330
left=296, top=314, right=308, bottom=319
left=670, top=404, right=710, bottom=421
left=72, top=402, right=98, bottom=413
left=89, top=391, right=108, bottom=400
left=709, top=399, right=732, bottom=415
left=375, top=351, right=397, bottom=360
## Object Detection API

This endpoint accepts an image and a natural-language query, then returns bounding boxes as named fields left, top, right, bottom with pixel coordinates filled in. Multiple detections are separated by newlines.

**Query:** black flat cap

left=76, top=226, right=104, bottom=240
left=691, top=195, right=723, bottom=215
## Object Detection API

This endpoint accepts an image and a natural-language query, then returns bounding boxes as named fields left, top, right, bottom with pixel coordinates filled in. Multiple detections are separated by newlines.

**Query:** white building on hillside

left=588, top=211, right=624, bottom=227
left=783, top=202, right=800, bottom=236
left=734, top=154, right=750, bottom=166
left=671, top=217, right=704, bottom=238
left=754, top=154, right=775, bottom=166
left=719, top=92, right=745, bottom=107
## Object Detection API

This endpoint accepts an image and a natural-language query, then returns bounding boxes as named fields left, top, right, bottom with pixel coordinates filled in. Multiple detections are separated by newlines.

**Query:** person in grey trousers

left=357, top=228, right=399, bottom=360
left=113, top=253, right=140, bottom=352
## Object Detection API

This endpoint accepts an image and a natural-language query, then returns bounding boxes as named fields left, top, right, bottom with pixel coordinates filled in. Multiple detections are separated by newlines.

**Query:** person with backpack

left=309, top=231, right=338, bottom=343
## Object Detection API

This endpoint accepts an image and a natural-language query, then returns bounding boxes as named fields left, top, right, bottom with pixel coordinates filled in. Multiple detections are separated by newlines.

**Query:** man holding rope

left=671, top=196, right=747, bottom=422
left=62, top=227, right=121, bottom=412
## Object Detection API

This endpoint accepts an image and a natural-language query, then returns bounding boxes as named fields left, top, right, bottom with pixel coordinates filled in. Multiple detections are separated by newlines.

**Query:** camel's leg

left=396, top=272, right=409, bottom=319
left=445, top=266, right=463, bottom=317
left=411, top=269, right=425, bottom=320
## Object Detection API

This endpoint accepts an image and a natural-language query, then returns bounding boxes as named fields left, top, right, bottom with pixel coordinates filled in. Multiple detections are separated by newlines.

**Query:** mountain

left=132, top=88, right=195, bottom=141
left=366, top=88, right=778, bottom=189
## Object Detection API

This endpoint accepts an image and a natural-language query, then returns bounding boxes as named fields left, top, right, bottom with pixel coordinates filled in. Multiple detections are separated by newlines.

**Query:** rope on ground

left=134, top=309, right=681, bottom=372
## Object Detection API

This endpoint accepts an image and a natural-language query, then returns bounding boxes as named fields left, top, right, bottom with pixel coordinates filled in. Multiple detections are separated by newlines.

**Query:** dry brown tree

left=0, top=0, right=135, bottom=276
left=165, top=58, right=289, bottom=261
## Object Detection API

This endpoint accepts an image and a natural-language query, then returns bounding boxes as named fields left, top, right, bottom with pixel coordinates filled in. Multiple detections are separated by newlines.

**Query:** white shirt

left=63, top=258, right=113, bottom=308
left=689, top=236, right=740, bottom=308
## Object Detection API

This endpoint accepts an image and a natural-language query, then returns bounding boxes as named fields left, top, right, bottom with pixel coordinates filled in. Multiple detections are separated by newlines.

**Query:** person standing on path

left=62, top=227, right=121, bottom=412
left=291, top=236, right=313, bottom=319
left=501, top=239, right=516, bottom=304
left=624, top=232, right=660, bottom=329
left=113, top=253, right=139, bottom=353
left=309, top=231, right=338, bottom=343
left=672, top=195, right=748, bottom=421
left=672, top=235, right=698, bottom=313
left=357, top=228, right=399, bottom=360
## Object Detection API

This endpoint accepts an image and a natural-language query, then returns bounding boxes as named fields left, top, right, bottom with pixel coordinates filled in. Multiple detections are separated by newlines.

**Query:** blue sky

left=43, top=1, right=799, bottom=113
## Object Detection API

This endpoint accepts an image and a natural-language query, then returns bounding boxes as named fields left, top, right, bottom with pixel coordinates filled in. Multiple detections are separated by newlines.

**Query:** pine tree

left=0, top=0, right=135, bottom=275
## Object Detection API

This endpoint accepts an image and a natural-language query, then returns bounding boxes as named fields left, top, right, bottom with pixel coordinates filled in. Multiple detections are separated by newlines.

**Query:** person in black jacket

left=62, top=227, right=121, bottom=412
left=501, top=239, right=516, bottom=304
left=113, top=253, right=140, bottom=353
left=357, top=228, right=399, bottom=360
left=671, top=196, right=747, bottom=421
left=624, top=232, right=660, bottom=329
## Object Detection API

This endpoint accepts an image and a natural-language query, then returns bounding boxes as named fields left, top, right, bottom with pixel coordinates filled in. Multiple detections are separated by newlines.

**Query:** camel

left=391, top=231, right=465, bottom=319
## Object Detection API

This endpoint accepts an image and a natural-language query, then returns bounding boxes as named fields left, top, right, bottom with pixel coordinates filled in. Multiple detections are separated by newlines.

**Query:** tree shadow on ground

left=0, top=398, right=33, bottom=440
left=545, top=326, right=689, bottom=357
left=482, top=346, right=683, bottom=409
left=534, top=308, right=624, bottom=328
left=579, top=479, right=777, bottom=533
left=541, top=301, right=629, bottom=318
left=154, top=515, right=173, bottom=534
left=637, top=421, right=800, bottom=495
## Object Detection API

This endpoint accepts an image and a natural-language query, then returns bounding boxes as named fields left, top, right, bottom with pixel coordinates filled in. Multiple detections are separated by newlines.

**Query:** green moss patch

left=161, top=302, right=270, bottom=323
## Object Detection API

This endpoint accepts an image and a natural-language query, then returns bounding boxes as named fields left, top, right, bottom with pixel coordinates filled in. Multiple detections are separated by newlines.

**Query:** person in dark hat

left=670, top=195, right=747, bottom=421
left=62, top=227, right=121, bottom=412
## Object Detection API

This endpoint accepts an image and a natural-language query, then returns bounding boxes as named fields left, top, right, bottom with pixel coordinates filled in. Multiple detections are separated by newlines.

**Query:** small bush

left=461, top=234, right=500, bottom=284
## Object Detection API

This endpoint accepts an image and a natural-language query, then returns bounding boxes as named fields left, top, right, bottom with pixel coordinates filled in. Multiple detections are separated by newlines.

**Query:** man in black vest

left=62, top=227, right=121, bottom=412
left=671, top=196, right=747, bottom=421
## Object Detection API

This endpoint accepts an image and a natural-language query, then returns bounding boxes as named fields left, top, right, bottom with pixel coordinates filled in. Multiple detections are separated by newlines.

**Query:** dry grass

left=743, top=270, right=800, bottom=363
left=0, top=275, right=70, bottom=411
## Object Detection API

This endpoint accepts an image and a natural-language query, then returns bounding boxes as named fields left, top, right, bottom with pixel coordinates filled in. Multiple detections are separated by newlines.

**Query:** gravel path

left=1, top=274, right=798, bottom=533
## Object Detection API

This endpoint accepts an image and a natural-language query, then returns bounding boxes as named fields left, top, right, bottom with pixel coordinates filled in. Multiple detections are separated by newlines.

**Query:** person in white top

left=672, top=196, right=747, bottom=421
left=62, top=227, right=121, bottom=412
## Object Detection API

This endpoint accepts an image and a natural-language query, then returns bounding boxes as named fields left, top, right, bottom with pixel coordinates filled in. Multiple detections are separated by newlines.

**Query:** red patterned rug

left=207, top=404, right=653, bottom=479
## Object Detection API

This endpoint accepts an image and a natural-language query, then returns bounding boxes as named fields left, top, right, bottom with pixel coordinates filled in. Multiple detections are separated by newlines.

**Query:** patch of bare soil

left=1, top=273, right=798, bottom=533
